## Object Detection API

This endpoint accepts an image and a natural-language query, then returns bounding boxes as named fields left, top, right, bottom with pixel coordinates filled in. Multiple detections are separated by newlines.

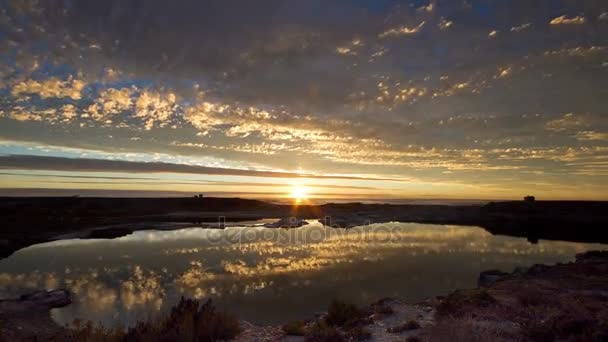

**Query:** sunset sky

left=0, top=0, right=607, bottom=201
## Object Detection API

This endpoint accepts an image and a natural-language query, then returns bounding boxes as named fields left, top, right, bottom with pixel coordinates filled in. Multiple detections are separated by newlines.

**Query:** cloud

left=0, top=154, right=402, bottom=181
left=550, top=15, right=586, bottom=25
left=85, top=87, right=136, bottom=121
left=135, top=90, right=178, bottom=130
left=574, top=131, right=608, bottom=141
left=379, top=22, right=425, bottom=38
left=0, top=0, right=607, bottom=198
left=545, top=113, right=587, bottom=132
left=11, top=77, right=86, bottom=100
left=510, top=23, right=532, bottom=32
left=543, top=46, right=605, bottom=57
left=438, top=18, right=453, bottom=31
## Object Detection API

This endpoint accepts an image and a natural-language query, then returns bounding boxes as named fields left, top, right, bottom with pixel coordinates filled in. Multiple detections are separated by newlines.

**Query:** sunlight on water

left=0, top=222, right=605, bottom=326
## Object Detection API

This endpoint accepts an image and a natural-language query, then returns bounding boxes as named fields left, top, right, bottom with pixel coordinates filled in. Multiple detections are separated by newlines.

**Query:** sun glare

left=291, top=185, right=308, bottom=202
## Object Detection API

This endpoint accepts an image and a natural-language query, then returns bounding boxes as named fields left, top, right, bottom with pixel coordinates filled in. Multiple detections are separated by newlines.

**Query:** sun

left=290, top=185, right=309, bottom=202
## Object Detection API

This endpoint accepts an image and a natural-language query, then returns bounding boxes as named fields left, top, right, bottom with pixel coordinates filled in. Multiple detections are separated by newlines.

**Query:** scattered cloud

left=510, top=23, right=532, bottom=32
left=379, top=22, right=425, bottom=38
left=438, top=18, right=453, bottom=31
left=85, top=87, right=136, bottom=121
left=135, top=90, right=178, bottom=130
left=545, top=113, right=587, bottom=132
left=550, top=15, right=586, bottom=25
left=11, top=77, right=86, bottom=100
left=574, top=131, right=608, bottom=141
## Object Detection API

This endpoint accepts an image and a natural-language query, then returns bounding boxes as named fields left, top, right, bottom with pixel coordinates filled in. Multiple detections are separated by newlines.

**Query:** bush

left=59, top=297, right=240, bottom=342
left=305, top=321, right=345, bottom=342
left=325, top=300, right=364, bottom=327
left=282, top=320, right=307, bottom=336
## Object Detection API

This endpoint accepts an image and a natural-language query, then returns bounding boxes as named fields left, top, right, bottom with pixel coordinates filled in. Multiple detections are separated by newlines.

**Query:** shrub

left=59, top=297, right=240, bottom=342
left=325, top=300, right=365, bottom=327
left=305, top=321, right=345, bottom=342
left=282, top=320, right=307, bottom=336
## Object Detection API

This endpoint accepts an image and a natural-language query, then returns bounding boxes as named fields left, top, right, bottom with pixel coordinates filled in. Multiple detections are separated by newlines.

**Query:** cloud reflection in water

left=0, top=222, right=605, bottom=325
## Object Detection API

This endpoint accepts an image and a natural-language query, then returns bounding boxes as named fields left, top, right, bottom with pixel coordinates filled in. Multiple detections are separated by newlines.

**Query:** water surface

left=0, top=221, right=605, bottom=327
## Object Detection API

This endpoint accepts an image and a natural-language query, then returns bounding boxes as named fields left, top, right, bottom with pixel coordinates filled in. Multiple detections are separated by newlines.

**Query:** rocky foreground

left=2, top=251, right=607, bottom=341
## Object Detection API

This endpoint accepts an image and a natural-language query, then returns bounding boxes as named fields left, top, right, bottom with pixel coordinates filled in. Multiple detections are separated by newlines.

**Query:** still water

left=0, top=221, right=605, bottom=327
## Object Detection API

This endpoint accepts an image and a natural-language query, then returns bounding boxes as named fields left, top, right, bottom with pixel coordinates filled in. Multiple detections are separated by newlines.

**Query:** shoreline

left=2, top=197, right=608, bottom=259
left=2, top=251, right=607, bottom=341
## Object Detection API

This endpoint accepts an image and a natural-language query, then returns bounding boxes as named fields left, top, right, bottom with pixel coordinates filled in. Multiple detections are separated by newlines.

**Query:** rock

left=0, top=290, right=71, bottom=340
left=478, top=270, right=509, bottom=287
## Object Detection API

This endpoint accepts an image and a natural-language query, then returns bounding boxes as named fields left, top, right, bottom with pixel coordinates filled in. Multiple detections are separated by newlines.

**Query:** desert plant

left=305, top=321, right=345, bottom=342
left=282, top=320, right=307, bottom=336
left=325, top=299, right=364, bottom=327
left=58, top=297, right=240, bottom=342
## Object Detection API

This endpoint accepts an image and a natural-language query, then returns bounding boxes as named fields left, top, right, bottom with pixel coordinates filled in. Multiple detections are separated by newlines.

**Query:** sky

left=0, top=0, right=607, bottom=201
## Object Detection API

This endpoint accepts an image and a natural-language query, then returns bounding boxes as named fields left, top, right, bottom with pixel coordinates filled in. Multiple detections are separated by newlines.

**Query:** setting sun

left=291, top=185, right=309, bottom=202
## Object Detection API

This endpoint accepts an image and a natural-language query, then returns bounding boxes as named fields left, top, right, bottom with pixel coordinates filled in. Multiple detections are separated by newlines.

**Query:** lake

left=0, top=221, right=605, bottom=327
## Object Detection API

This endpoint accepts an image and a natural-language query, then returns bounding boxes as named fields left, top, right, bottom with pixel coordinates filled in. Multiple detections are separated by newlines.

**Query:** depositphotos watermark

left=200, top=216, right=410, bottom=246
